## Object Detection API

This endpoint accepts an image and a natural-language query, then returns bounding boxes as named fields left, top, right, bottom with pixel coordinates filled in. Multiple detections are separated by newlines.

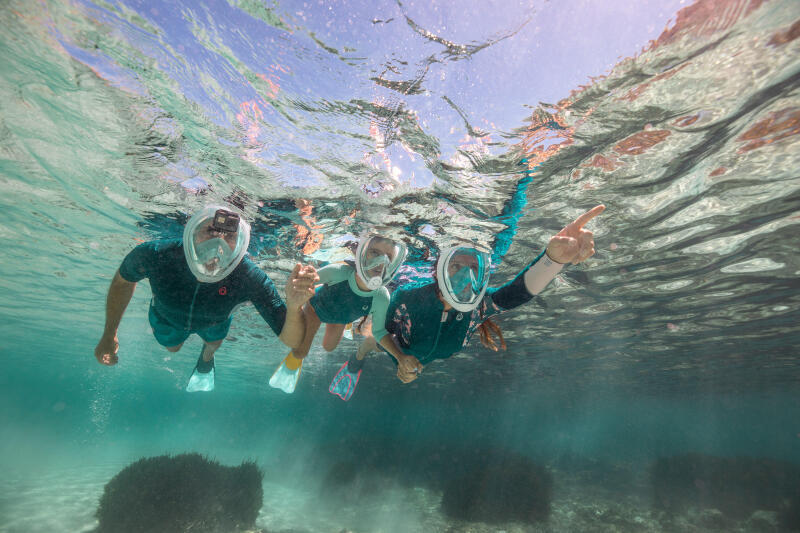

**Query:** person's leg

left=270, top=304, right=320, bottom=393
left=149, top=305, right=190, bottom=352
left=356, top=335, right=377, bottom=361
left=194, top=317, right=232, bottom=372
left=200, top=339, right=223, bottom=362
left=190, top=338, right=222, bottom=374
left=294, top=304, right=322, bottom=359
left=322, top=323, right=346, bottom=352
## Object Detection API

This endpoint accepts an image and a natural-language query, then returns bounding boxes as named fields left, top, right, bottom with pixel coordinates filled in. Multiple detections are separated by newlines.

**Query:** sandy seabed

left=0, top=464, right=782, bottom=533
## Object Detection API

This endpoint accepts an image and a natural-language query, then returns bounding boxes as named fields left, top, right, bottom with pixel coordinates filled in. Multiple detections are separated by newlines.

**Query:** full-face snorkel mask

left=183, top=205, right=250, bottom=283
left=436, top=246, right=491, bottom=312
left=354, top=235, right=408, bottom=291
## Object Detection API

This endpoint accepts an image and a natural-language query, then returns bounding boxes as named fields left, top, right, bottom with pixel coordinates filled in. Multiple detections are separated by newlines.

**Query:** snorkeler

left=93, top=205, right=318, bottom=392
left=335, top=205, right=605, bottom=393
left=269, top=234, right=420, bottom=395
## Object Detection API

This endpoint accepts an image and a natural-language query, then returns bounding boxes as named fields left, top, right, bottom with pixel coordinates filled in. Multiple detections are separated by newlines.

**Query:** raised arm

left=278, top=263, right=319, bottom=349
left=488, top=205, right=605, bottom=313
left=524, top=204, right=605, bottom=293
left=94, top=271, right=137, bottom=365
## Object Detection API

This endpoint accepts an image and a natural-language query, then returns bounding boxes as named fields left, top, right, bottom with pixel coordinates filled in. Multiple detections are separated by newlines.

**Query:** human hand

left=285, top=263, right=319, bottom=310
left=546, top=205, right=605, bottom=265
left=396, top=356, right=422, bottom=384
left=397, top=367, right=419, bottom=383
left=397, top=354, right=422, bottom=376
left=94, top=333, right=119, bottom=366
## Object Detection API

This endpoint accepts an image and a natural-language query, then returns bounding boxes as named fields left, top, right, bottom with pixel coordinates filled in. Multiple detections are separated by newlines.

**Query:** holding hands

left=285, top=263, right=319, bottom=310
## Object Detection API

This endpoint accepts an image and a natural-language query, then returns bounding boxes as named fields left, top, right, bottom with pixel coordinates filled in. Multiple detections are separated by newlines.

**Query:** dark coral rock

left=650, top=453, right=800, bottom=521
left=95, top=453, right=263, bottom=533
left=780, top=496, right=800, bottom=532
left=322, top=460, right=359, bottom=490
left=440, top=452, right=553, bottom=524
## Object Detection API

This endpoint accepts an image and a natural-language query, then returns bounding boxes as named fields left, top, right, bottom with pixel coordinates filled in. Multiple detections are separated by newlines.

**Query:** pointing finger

left=573, top=204, right=605, bottom=230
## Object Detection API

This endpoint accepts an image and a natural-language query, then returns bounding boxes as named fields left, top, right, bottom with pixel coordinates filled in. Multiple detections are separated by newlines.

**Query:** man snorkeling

left=94, top=205, right=319, bottom=392
left=270, top=234, right=421, bottom=395
left=330, top=205, right=605, bottom=397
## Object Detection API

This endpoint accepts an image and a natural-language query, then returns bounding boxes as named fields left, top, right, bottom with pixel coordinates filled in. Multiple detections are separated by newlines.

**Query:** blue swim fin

left=186, top=353, right=215, bottom=392
left=329, top=360, right=361, bottom=401
left=269, top=352, right=303, bottom=394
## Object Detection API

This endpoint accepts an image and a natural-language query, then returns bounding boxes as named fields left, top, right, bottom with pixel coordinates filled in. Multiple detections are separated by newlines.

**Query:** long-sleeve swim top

left=118, top=239, right=286, bottom=335
left=309, top=262, right=390, bottom=342
left=385, top=250, right=548, bottom=366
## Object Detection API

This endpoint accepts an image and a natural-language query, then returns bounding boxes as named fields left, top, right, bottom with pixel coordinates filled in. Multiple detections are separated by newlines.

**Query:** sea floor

left=0, top=463, right=784, bottom=532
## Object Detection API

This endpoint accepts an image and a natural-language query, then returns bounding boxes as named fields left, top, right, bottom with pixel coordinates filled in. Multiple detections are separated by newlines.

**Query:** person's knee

left=204, top=339, right=223, bottom=353
left=322, top=333, right=342, bottom=352
left=165, top=343, right=183, bottom=353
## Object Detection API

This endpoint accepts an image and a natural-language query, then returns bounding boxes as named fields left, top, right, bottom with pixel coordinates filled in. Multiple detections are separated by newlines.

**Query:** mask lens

left=446, top=249, right=487, bottom=303
left=360, top=237, right=403, bottom=286
left=365, top=252, right=390, bottom=271
left=193, top=219, right=238, bottom=275
left=196, top=237, right=231, bottom=263
left=449, top=266, right=476, bottom=297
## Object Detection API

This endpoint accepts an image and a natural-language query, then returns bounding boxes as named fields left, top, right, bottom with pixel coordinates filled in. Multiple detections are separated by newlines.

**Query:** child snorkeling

left=269, top=234, right=422, bottom=394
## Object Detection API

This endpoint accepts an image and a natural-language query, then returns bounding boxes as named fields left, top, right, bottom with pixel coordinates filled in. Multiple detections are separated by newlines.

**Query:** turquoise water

left=1, top=0, right=799, bottom=531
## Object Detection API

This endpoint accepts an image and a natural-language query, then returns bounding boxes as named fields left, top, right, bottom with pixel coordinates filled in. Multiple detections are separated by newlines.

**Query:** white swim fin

left=186, top=356, right=214, bottom=392
left=269, top=352, right=303, bottom=394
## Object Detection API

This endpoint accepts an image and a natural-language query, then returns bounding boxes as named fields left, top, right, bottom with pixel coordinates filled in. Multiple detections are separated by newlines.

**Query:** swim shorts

left=148, top=304, right=232, bottom=347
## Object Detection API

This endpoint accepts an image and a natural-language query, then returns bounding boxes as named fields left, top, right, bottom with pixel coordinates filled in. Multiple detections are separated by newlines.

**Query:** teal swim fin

left=186, top=354, right=215, bottom=392
left=269, top=352, right=303, bottom=394
left=329, top=358, right=362, bottom=401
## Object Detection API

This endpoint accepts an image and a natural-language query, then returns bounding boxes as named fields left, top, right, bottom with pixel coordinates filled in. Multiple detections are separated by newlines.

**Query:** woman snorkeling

left=270, top=234, right=421, bottom=393
left=330, top=205, right=604, bottom=398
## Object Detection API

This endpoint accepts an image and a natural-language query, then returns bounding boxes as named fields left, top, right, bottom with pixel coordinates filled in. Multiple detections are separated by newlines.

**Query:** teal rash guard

left=386, top=250, right=547, bottom=366
left=309, top=263, right=391, bottom=342
left=118, top=239, right=286, bottom=335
